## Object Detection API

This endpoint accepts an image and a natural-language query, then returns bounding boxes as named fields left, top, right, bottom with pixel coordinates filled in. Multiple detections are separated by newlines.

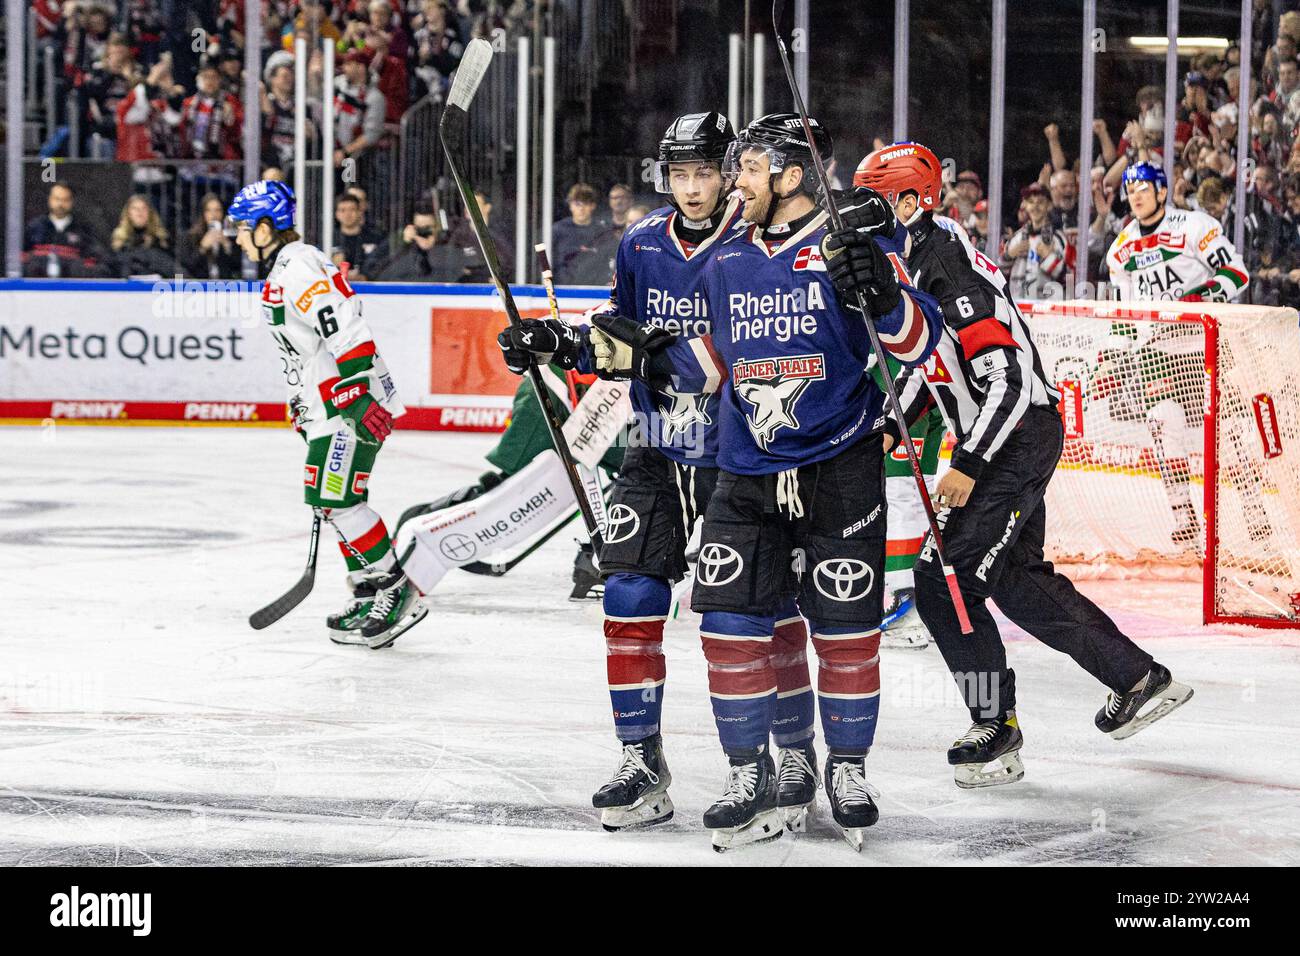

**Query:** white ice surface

left=2, top=425, right=1298, bottom=866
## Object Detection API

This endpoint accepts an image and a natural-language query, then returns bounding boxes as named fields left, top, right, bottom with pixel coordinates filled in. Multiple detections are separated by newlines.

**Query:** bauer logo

left=697, top=543, right=743, bottom=586
left=812, top=559, right=874, bottom=602
left=1252, top=394, right=1283, bottom=459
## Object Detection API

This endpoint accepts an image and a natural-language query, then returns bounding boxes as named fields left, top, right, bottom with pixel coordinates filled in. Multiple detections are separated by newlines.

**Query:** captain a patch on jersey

left=731, top=353, right=826, bottom=449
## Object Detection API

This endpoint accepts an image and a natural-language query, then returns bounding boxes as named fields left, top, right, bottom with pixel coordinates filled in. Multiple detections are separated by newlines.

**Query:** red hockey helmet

left=853, top=142, right=944, bottom=211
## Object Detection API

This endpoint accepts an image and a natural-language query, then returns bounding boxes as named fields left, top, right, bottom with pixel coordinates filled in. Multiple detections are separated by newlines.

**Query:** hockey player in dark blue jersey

left=499, top=112, right=816, bottom=835
left=542, top=114, right=944, bottom=852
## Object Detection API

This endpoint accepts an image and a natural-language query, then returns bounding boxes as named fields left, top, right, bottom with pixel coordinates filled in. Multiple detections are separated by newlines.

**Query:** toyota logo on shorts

left=439, top=532, right=478, bottom=561
left=697, top=543, right=743, bottom=586
left=603, top=504, right=641, bottom=545
left=813, top=558, right=873, bottom=602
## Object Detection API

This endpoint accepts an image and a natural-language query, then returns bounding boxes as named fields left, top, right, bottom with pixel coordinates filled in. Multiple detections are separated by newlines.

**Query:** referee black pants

left=914, top=405, right=1154, bottom=722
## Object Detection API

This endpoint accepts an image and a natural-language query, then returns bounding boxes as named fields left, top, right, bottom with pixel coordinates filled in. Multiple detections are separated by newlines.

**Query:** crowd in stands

left=976, top=5, right=1300, bottom=304
left=21, top=1, right=1300, bottom=300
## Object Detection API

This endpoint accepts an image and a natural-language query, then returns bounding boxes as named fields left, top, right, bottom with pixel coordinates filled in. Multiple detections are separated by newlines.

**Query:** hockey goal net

left=1020, top=299, right=1300, bottom=628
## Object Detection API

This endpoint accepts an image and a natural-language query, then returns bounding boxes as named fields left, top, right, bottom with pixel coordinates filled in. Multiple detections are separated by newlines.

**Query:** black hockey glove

left=821, top=227, right=901, bottom=318
left=497, top=318, right=585, bottom=375
left=835, top=186, right=897, bottom=237
left=590, top=313, right=676, bottom=387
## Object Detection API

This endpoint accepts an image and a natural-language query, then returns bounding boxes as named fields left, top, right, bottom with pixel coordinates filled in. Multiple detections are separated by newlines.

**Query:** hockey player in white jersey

left=1105, top=162, right=1250, bottom=303
left=226, top=180, right=426, bottom=649
left=1105, top=162, right=1252, bottom=548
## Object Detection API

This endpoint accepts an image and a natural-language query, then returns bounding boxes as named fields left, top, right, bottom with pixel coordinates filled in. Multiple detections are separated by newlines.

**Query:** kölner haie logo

left=50, top=886, right=151, bottom=936
left=733, top=354, right=826, bottom=449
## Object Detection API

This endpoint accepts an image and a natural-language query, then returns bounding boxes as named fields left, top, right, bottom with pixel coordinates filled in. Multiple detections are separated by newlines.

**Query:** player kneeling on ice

left=500, top=112, right=820, bottom=834
left=846, top=144, right=1194, bottom=790
left=227, top=180, right=425, bottom=650
left=507, top=113, right=944, bottom=852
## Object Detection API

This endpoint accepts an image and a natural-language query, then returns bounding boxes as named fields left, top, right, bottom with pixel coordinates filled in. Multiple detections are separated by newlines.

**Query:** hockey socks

left=810, top=623, right=881, bottom=754
left=324, top=503, right=398, bottom=581
left=700, top=611, right=776, bottom=754
left=604, top=573, right=670, bottom=742
left=771, top=603, right=814, bottom=748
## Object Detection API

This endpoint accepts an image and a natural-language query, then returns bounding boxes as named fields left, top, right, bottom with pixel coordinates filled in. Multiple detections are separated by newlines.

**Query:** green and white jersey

left=261, top=241, right=404, bottom=439
left=1105, top=207, right=1249, bottom=302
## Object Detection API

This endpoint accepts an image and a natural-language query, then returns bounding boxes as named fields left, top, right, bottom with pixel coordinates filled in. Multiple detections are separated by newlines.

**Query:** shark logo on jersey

left=732, top=354, right=826, bottom=449
left=659, top=386, right=712, bottom=442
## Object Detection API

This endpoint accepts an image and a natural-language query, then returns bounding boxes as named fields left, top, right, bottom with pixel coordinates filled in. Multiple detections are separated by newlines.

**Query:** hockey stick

left=438, top=39, right=604, bottom=553
left=536, top=241, right=610, bottom=535
left=770, top=0, right=972, bottom=634
left=459, top=510, right=579, bottom=576
left=249, top=508, right=322, bottom=629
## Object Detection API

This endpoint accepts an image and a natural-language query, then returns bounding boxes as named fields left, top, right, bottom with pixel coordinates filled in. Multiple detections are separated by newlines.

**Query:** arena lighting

left=1128, top=35, right=1230, bottom=52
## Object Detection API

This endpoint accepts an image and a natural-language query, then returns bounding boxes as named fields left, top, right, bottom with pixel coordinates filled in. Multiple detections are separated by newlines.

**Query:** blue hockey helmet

left=226, top=179, right=296, bottom=232
left=1122, top=161, right=1168, bottom=194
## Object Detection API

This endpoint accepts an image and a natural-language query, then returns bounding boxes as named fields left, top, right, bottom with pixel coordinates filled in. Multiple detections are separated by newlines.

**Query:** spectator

left=1001, top=182, right=1068, bottom=298
left=109, top=194, right=179, bottom=277
left=1197, top=176, right=1231, bottom=228
left=333, top=50, right=387, bottom=178
left=365, top=26, right=410, bottom=123
left=1196, top=53, right=1231, bottom=110
left=552, top=183, right=612, bottom=285
left=116, top=55, right=184, bottom=163
left=64, top=2, right=113, bottom=87
left=606, top=183, right=635, bottom=229
left=1048, top=169, right=1079, bottom=231
left=947, top=170, right=983, bottom=223
left=81, top=32, right=141, bottom=158
left=448, top=189, right=513, bottom=281
left=178, top=64, right=244, bottom=159
left=22, top=182, right=106, bottom=277
left=262, top=62, right=310, bottom=170
left=625, top=202, right=653, bottom=228
left=1178, top=73, right=1213, bottom=144
left=376, top=201, right=464, bottom=280
left=262, top=166, right=286, bottom=181
left=1254, top=102, right=1289, bottom=170
left=183, top=193, right=242, bottom=279
left=1087, top=167, right=1121, bottom=285
left=964, top=198, right=989, bottom=246
left=214, top=47, right=244, bottom=100
left=281, top=0, right=342, bottom=51
left=331, top=193, right=389, bottom=280
left=411, top=0, right=465, bottom=100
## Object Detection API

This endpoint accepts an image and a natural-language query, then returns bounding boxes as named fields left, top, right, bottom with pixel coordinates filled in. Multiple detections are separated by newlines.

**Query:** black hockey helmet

left=654, top=111, right=736, bottom=194
left=722, top=112, right=834, bottom=196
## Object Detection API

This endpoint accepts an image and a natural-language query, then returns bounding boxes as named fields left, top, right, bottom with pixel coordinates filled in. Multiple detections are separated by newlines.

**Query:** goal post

left=1019, top=299, right=1300, bottom=628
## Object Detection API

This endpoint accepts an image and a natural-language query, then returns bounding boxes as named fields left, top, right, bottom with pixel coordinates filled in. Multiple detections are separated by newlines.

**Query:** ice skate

left=591, top=734, right=674, bottom=832
left=948, top=714, right=1025, bottom=789
left=824, top=754, right=879, bottom=851
left=704, top=747, right=783, bottom=852
left=880, top=587, right=930, bottom=649
left=569, top=542, right=603, bottom=602
left=1096, top=663, right=1193, bottom=740
left=327, top=575, right=380, bottom=645
left=361, top=572, right=428, bottom=649
left=775, top=742, right=819, bottom=832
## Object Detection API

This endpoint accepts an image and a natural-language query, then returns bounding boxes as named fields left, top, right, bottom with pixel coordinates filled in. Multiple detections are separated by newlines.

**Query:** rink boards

left=0, top=279, right=609, bottom=432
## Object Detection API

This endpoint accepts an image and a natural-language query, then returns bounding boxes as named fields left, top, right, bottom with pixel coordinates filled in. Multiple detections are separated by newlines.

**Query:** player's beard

left=741, top=188, right=774, bottom=225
